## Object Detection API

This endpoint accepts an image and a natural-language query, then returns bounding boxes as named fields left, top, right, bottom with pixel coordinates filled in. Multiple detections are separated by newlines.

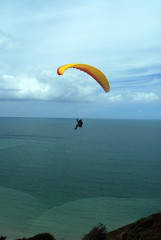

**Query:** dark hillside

left=1, top=213, right=161, bottom=240
left=106, top=212, right=161, bottom=240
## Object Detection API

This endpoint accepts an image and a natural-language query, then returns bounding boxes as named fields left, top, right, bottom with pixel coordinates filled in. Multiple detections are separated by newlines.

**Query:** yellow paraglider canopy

left=57, top=63, right=110, bottom=92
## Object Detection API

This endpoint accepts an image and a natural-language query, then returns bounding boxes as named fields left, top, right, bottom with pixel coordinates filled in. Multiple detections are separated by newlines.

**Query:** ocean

left=0, top=118, right=161, bottom=240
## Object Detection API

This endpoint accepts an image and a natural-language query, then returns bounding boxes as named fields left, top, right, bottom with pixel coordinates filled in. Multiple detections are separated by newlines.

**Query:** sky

left=0, top=0, right=161, bottom=119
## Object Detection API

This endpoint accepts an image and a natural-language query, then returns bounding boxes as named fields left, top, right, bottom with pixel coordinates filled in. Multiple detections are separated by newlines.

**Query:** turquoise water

left=0, top=118, right=161, bottom=240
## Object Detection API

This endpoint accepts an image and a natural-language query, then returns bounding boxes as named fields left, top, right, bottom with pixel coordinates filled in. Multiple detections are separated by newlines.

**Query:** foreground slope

left=106, top=212, right=161, bottom=240
left=2, top=212, right=160, bottom=240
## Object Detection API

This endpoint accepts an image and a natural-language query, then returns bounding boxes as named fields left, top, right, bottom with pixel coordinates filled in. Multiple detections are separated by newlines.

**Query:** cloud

left=0, top=73, right=50, bottom=100
left=0, top=0, right=161, bottom=118
left=109, top=68, right=161, bottom=103
left=0, top=70, right=100, bottom=102
left=0, top=29, right=17, bottom=51
left=1, top=0, right=160, bottom=69
left=130, top=92, right=159, bottom=102
left=0, top=69, right=160, bottom=105
left=108, top=94, right=123, bottom=102
left=99, top=93, right=123, bottom=103
left=0, top=30, right=10, bottom=50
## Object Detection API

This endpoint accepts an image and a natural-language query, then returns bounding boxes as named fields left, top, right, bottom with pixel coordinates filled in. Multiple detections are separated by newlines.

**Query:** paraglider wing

left=57, top=63, right=110, bottom=92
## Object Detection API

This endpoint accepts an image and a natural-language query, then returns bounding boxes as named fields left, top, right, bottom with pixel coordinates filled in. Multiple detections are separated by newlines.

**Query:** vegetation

left=0, top=237, right=6, bottom=240
left=16, top=233, right=56, bottom=240
left=82, top=223, right=107, bottom=240
left=106, top=212, right=161, bottom=240
left=1, top=213, right=161, bottom=240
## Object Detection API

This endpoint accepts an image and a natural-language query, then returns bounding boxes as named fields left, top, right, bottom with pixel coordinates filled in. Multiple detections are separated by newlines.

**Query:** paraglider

left=57, top=63, right=110, bottom=92
left=57, top=63, right=110, bottom=129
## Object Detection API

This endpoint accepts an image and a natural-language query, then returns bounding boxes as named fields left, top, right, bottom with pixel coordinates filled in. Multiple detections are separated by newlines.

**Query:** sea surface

left=0, top=118, right=161, bottom=240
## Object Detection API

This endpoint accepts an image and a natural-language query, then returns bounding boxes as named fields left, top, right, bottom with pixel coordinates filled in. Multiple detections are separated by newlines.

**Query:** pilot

left=75, top=118, right=83, bottom=130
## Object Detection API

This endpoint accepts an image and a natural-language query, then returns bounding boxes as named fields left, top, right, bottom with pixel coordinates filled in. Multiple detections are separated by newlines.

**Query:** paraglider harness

left=75, top=118, right=83, bottom=129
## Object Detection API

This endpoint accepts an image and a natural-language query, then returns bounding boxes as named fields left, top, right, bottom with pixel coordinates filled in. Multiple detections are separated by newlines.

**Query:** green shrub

left=127, top=232, right=143, bottom=240
left=0, top=237, right=6, bottom=240
left=82, top=223, right=107, bottom=240
left=16, top=233, right=56, bottom=240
